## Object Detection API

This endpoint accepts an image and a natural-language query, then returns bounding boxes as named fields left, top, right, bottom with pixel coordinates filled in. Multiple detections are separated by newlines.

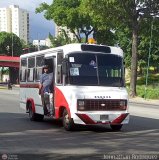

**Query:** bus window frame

left=35, top=55, right=45, bottom=81
left=56, top=52, right=64, bottom=85
left=27, top=57, right=35, bottom=82
left=20, top=58, right=27, bottom=82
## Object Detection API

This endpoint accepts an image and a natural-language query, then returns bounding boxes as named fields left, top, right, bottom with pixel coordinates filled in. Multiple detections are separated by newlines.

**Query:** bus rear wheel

left=28, top=103, right=44, bottom=121
left=62, top=109, right=74, bottom=131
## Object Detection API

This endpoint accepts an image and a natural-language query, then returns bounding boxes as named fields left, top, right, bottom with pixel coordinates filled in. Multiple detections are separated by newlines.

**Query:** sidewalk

left=0, top=84, right=19, bottom=90
left=129, top=97, right=159, bottom=106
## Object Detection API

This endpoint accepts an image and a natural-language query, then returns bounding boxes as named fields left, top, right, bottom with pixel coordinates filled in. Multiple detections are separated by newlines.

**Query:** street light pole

left=11, top=33, right=13, bottom=57
left=37, top=32, right=40, bottom=51
left=144, top=17, right=154, bottom=99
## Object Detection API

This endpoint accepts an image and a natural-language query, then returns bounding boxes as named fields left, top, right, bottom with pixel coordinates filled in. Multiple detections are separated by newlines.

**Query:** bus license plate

left=100, top=115, right=109, bottom=120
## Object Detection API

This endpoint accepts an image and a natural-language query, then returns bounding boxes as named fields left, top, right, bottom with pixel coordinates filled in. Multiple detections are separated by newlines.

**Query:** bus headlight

left=119, top=100, right=127, bottom=110
left=77, top=100, right=85, bottom=111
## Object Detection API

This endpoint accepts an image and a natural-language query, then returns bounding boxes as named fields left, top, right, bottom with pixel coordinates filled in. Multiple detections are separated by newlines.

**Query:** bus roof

left=20, top=43, right=123, bottom=58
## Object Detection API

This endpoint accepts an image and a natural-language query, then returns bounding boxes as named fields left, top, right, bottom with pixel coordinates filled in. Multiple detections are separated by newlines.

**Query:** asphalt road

left=0, top=87, right=159, bottom=160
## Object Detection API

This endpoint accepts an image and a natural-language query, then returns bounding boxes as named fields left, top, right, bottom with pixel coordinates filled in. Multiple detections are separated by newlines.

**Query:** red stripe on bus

left=111, top=113, right=129, bottom=124
left=20, top=83, right=39, bottom=88
left=76, top=113, right=96, bottom=124
left=54, top=87, right=70, bottom=118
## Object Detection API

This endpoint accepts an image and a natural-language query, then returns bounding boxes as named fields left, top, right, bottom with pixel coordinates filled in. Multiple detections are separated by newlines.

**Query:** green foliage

left=49, top=32, right=78, bottom=47
left=115, top=27, right=132, bottom=68
left=36, top=0, right=159, bottom=97
left=137, top=74, right=159, bottom=85
left=137, top=18, right=159, bottom=71
left=36, top=0, right=94, bottom=43
left=2, top=67, right=9, bottom=75
left=93, top=29, right=116, bottom=46
left=137, top=85, right=159, bottom=99
left=0, top=32, right=23, bottom=56
left=127, top=73, right=159, bottom=99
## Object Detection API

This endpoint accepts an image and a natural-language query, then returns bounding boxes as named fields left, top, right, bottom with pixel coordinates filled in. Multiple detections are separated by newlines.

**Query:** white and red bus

left=19, top=43, right=129, bottom=131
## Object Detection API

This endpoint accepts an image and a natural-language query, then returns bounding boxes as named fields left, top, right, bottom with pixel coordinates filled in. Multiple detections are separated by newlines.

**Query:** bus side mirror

left=123, top=61, right=125, bottom=74
left=62, top=59, right=68, bottom=75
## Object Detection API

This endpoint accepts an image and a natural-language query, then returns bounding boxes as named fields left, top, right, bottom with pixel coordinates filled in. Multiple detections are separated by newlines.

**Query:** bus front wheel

left=62, top=109, right=74, bottom=131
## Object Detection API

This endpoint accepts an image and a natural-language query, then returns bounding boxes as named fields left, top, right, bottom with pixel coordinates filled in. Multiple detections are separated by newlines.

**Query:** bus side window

left=20, top=59, right=27, bottom=82
left=27, top=57, right=35, bottom=82
left=35, top=55, right=44, bottom=81
left=27, top=68, right=34, bottom=82
left=20, top=69, right=27, bottom=81
left=35, top=68, right=43, bottom=81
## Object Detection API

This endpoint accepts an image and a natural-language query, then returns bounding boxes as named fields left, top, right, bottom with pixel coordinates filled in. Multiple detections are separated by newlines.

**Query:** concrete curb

left=0, top=87, right=7, bottom=89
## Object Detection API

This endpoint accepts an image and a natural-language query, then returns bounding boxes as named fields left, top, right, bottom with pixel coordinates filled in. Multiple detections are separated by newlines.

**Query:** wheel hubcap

left=65, top=114, right=69, bottom=125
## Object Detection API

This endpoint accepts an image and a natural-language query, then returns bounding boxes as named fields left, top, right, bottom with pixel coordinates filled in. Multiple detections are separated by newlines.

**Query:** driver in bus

left=39, top=65, right=53, bottom=115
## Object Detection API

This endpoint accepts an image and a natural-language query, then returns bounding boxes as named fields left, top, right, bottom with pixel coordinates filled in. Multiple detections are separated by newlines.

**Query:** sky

left=0, top=0, right=55, bottom=40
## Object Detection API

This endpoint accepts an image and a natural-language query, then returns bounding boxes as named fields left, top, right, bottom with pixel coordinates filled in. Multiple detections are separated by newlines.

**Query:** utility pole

left=38, top=40, right=40, bottom=51
left=11, top=33, right=13, bottom=57
left=37, top=33, right=40, bottom=51
left=144, top=17, right=154, bottom=99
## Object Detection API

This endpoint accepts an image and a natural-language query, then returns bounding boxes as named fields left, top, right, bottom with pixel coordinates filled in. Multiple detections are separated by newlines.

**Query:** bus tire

left=110, top=124, right=123, bottom=131
left=62, top=109, right=74, bottom=131
left=28, top=103, right=44, bottom=121
left=35, top=114, right=44, bottom=121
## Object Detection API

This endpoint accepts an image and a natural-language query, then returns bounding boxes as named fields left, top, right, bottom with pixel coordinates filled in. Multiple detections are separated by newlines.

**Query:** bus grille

left=77, top=99, right=127, bottom=111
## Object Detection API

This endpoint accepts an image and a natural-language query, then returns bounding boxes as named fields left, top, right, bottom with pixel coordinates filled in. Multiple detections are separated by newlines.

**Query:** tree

left=115, top=27, right=132, bottom=69
left=36, top=0, right=94, bottom=43
left=0, top=32, right=23, bottom=56
left=0, top=32, right=23, bottom=84
left=49, top=30, right=79, bottom=47
left=137, top=18, right=159, bottom=74
left=82, top=0, right=159, bottom=97
left=93, top=29, right=117, bottom=46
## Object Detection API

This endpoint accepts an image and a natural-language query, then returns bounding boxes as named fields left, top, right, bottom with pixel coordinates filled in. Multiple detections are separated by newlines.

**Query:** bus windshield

left=68, top=52, right=124, bottom=87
